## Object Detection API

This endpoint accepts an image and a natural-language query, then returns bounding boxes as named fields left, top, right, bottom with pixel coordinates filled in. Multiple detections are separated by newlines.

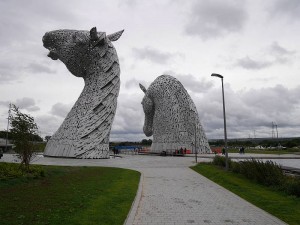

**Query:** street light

left=211, top=73, right=229, bottom=170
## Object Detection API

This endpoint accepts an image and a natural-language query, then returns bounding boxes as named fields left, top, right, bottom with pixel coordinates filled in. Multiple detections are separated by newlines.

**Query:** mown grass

left=0, top=164, right=140, bottom=225
left=227, top=148, right=300, bottom=154
left=191, top=163, right=300, bottom=225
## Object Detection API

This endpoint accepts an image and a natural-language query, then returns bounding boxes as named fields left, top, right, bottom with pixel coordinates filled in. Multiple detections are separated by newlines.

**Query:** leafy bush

left=0, top=163, right=23, bottom=179
left=0, top=163, right=45, bottom=180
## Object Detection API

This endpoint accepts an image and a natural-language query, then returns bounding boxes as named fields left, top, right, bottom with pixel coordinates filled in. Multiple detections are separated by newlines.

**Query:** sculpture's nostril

left=47, top=50, right=59, bottom=60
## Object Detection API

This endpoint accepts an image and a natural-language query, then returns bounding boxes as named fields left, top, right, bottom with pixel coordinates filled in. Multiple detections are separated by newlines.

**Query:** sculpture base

left=44, top=142, right=110, bottom=159
left=151, top=142, right=211, bottom=154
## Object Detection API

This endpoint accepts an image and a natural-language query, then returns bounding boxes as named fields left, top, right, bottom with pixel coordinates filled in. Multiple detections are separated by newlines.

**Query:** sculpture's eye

left=72, top=33, right=87, bottom=46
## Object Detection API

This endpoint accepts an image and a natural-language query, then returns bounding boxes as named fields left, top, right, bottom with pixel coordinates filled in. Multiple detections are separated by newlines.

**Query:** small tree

left=9, top=104, right=38, bottom=172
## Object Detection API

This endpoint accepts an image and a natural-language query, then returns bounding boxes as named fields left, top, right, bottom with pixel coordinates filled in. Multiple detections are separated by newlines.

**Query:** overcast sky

left=0, top=0, right=299, bottom=141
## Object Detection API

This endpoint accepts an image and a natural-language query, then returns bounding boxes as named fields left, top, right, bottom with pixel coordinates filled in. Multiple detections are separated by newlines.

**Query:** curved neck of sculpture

left=142, top=94, right=155, bottom=137
left=143, top=112, right=154, bottom=137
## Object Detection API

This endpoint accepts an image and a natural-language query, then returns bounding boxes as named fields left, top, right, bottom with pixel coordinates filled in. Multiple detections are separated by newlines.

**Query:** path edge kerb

left=124, top=171, right=144, bottom=225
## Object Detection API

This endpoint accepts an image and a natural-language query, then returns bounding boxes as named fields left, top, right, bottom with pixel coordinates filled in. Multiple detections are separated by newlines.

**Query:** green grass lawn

left=227, top=148, right=300, bottom=154
left=0, top=164, right=140, bottom=225
left=191, top=163, right=300, bottom=225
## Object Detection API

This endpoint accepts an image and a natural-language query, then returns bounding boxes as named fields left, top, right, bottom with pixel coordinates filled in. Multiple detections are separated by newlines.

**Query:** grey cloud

left=110, top=133, right=146, bottom=142
left=185, top=0, right=248, bottom=40
left=236, top=56, right=272, bottom=70
left=35, top=115, right=63, bottom=136
left=14, top=97, right=40, bottom=112
left=0, top=101, right=10, bottom=107
left=26, top=106, right=40, bottom=112
left=198, top=84, right=300, bottom=139
left=125, top=78, right=151, bottom=90
left=235, top=42, right=296, bottom=70
left=269, top=42, right=296, bottom=64
left=125, top=73, right=213, bottom=94
left=242, top=85, right=299, bottom=114
left=50, top=103, right=73, bottom=118
left=0, top=62, right=21, bottom=83
left=269, top=0, right=300, bottom=20
left=0, top=0, right=78, bottom=84
left=269, top=42, right=295, bottom=56
left=111, top=93, right=144, bottom=140
left=132, top=47, right=174, bottom=64
left=164, top=71, right=213, bottom=94
left=0, top=0, right=78, bottom=47
left=118, top=0, right=138, bottom=8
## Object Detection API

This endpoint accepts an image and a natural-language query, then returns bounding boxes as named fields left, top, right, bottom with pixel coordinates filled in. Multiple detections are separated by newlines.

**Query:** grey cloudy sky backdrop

left=0, top=0, right=299, bottom=141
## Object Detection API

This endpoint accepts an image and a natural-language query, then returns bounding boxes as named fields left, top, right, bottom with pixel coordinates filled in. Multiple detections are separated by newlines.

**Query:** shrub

left=212, top=155, right=232, bottom=168
left=282, top=177, right=300, bottom=197
left=0, top=163, right=45, bottom=180
left=0, top=163, right=23, bottom=179
left=231, top=161, right=241, bottom=173
left=237, top=159, right=284, bottom=186
left=210, top=157, right=300, bottom=198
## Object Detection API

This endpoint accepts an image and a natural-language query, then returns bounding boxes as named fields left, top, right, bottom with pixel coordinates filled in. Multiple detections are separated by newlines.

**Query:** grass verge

left=191, top=163, right=300, bottom=225
left=227, top=148, right=300, bottom=154
left=0, top=164, right=140, bottom=225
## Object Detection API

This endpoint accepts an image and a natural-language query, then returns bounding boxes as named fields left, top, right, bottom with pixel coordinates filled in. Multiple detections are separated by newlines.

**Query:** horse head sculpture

left=140, top=75, right=211, bottom=154
left=43, top=27, right=123, bottom=158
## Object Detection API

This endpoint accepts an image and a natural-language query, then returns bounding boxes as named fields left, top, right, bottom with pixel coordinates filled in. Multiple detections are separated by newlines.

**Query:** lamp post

left=211, top=73, right=228, bottom=170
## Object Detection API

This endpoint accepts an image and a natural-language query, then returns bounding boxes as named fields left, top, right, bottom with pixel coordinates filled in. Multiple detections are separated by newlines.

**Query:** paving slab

left=1, top=154, right=288, bottom=224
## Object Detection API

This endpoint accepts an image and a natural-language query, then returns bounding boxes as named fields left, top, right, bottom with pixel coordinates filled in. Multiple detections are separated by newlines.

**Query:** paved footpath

left=1, top=154, right=287, bottom=225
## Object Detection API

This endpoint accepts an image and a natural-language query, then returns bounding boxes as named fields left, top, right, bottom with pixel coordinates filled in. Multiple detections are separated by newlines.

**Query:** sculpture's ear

left=107, top=30, right=124, bottom=41
left=90, top=27, right=98, bottom=41
left=139, top=83, right=147, bottom=93
left=90, top=27, right=106, bottom=47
